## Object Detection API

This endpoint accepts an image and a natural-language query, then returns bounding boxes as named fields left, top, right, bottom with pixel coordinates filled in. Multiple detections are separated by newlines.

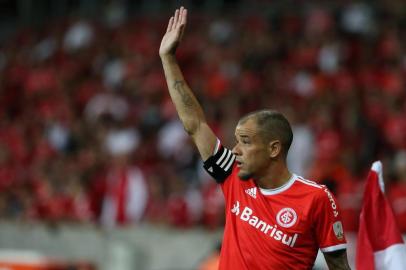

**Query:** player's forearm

left=324, top=250, right=351, bottom=270
left=161, top=54, right=206, bottom=134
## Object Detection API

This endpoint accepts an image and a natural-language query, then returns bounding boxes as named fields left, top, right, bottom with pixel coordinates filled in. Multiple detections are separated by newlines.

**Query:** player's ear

left=268, top=140, right=282, bottom=158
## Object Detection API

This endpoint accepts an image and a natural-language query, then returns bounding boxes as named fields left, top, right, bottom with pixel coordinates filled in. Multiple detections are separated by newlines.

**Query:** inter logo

left=276, top=208, right=298, bottom=228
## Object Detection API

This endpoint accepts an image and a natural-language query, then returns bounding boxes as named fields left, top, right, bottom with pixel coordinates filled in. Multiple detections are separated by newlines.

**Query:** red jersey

left=203, top=142, right=347, bottom=270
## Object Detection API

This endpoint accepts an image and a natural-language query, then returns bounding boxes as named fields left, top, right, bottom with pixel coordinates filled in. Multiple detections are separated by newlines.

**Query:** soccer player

left=159, top=7, right=351, bottom=270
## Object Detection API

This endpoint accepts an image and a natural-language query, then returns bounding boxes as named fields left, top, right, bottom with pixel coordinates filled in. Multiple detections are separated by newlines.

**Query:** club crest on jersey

left=276, top=208, right=297, bottom=228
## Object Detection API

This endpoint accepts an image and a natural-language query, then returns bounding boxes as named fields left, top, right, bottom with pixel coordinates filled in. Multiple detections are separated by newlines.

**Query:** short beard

left=238, top=171, right=252, bottom=181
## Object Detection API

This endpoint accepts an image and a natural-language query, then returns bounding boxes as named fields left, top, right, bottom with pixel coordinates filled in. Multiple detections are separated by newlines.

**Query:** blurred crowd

left=0, top=1, right=405, bottom=232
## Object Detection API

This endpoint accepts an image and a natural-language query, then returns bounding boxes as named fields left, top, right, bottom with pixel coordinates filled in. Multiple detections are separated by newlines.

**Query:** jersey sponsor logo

left=323, top=188, right=339, bottom=217
left=245, top=187, right=257, bottom=198
left=231, top=201, right=240, bottom=215
left=231, top=201, right=299, bottom=247
left=276, top=208, right=297, bottom=228
left=333, top=221, right=344, bottom=240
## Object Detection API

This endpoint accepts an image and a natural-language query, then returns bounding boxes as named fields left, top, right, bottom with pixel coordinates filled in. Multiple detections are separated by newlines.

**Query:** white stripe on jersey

left=299, top=177, right=323, bottom=187
left=320, top=243, right=347, bottom=253
left=296, top=177, right=322, bottom=189
left=220, top=150, right=232, bottom=168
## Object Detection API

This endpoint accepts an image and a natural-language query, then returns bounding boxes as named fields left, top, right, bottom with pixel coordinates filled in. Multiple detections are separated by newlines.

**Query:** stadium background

left=0, top=0, right=405, bottom=269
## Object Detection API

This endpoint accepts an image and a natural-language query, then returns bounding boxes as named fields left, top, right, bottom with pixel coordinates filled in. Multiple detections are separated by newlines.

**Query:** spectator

left=0, top=1, right=405, bottom=233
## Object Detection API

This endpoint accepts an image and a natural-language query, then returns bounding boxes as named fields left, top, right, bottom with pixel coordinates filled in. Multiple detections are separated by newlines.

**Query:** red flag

left=356, top=161, right=406, bottom=269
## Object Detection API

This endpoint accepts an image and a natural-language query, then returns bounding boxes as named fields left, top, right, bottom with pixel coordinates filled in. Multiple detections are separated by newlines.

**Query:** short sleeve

left=203, top=139, right=235, bottom=183
left=313, top=186, right=347, bottom=253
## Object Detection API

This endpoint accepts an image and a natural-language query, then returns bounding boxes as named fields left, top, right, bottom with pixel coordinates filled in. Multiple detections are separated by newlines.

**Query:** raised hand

left=159, top=7, right=187, bottom=57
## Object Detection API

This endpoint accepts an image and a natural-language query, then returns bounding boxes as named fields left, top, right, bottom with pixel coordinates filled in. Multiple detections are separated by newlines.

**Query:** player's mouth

left=236, top=160, right=243, bottom=168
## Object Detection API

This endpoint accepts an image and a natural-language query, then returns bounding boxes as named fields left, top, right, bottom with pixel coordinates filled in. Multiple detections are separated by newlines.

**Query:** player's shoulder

left=294, top=175, right=337, bottom=202
left=294, top=175, right=324, bottom=191
left=293, top=176, right=337, bottom=212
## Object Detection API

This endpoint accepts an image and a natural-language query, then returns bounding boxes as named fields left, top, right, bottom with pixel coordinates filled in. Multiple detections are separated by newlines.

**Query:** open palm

left=159, top=7, right=187, bottom=56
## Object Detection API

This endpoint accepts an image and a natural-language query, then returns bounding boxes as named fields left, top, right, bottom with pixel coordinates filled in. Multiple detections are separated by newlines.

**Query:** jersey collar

left=259, top=174, right=297, bottom=196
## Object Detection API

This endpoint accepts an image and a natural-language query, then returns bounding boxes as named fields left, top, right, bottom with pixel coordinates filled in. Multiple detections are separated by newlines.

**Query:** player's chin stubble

left=238, top=171, right=252, bottom=181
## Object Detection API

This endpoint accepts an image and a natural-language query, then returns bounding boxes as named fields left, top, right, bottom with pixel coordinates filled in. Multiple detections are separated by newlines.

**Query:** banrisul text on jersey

left=231, top=201, right=299, bottom=247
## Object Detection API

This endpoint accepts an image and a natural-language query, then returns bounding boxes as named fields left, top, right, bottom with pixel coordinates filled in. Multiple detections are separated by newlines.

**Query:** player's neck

left=254, top=162, right=292, bottom=190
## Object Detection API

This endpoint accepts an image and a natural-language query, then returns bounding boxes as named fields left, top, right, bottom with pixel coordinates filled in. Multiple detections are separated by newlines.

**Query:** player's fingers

left=178, top=7, right=183, bottom=25
left=181, top=7, right=187, bottom=26
left=166, top=17, right=174, bottom=33
left=173, top=9, right=179, bottom=29
left=178, top=24, right=185, bottom=40
left=178, top=10, right=187, bottom=40
left=177, top=7, right=183, bottom=28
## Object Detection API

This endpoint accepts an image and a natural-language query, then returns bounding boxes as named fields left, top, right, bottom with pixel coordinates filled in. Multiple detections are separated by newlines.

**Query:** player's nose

left=232, top=144, right=241, bottom=156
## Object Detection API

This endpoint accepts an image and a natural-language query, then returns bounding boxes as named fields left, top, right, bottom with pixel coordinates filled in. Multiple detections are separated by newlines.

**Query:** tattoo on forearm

left=174, top=80, right=195, bottom=107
